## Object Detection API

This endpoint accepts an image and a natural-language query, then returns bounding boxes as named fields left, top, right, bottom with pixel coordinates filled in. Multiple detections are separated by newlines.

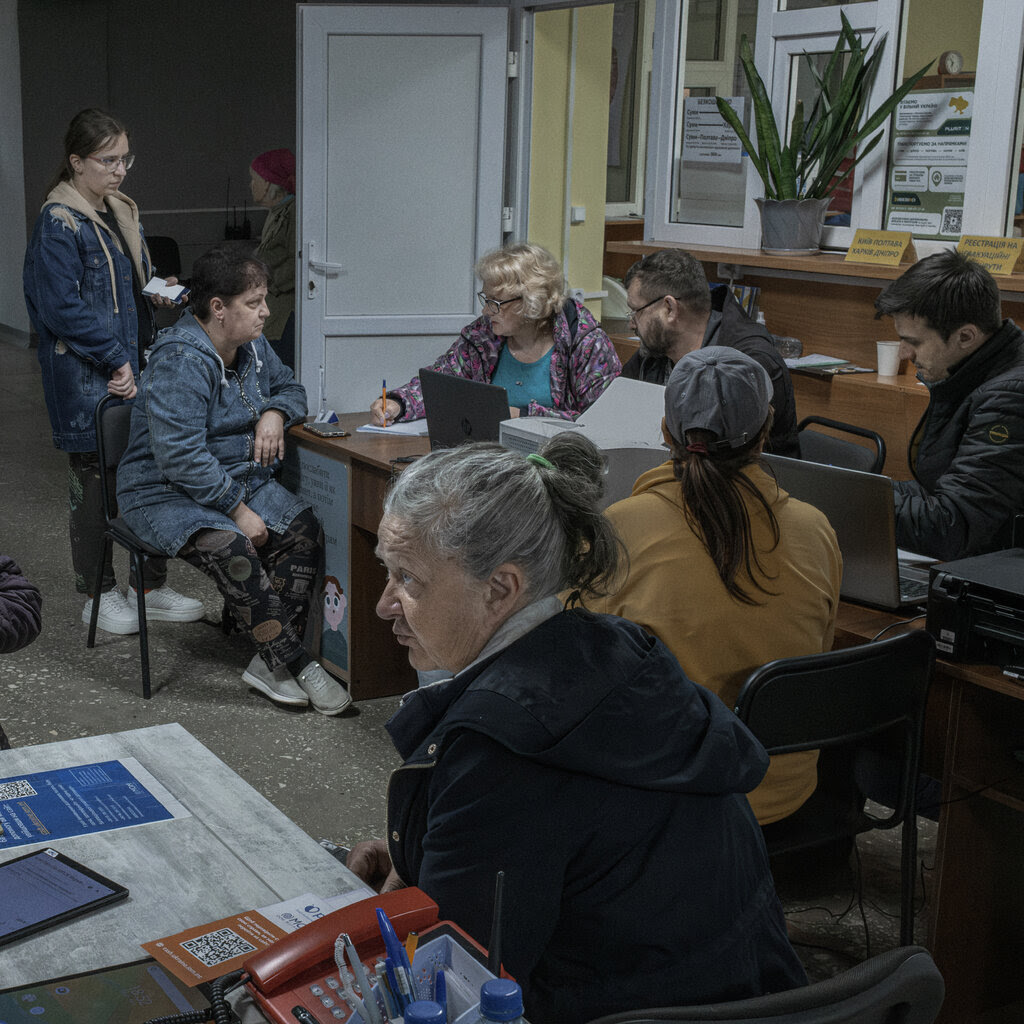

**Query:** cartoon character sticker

left=320, top=575, right=349, bottom=670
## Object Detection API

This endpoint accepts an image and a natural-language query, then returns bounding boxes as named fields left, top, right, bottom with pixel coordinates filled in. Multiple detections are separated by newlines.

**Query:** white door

left=298, top=5, right=509, bottom=414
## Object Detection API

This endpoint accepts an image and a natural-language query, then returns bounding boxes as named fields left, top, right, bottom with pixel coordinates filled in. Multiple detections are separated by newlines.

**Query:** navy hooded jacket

left=384, top=609, right=806, bottom=1024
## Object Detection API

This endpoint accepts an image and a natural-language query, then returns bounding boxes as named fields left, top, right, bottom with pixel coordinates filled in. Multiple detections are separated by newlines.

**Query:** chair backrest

left=94, top=394, right=135, bottom=520
left=582, top=946, right=944, bottom=1024
left=798, top=416, right=886, bottom=474
left=734, top=630, right=935, bottom=827
left=145, top=234, right=182, bottom=278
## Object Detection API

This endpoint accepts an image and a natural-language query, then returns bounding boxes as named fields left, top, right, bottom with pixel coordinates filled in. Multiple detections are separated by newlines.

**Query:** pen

left=405, top=930, right=419, bottom=966
left=375, top=959, right=399, bottom=1020
left=381, top=378, right=389, bottom=427
left=376, top=908, right=414, bottom=978
left=343, top=932, right=384, bottom=1024
left=434, top=967, right=447, bottom=1022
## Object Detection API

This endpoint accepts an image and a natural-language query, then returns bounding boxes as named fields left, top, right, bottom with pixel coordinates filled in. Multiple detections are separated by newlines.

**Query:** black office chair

left=798, top=416, right=886, bottom=474
left=582, top=946, right=943, bottom=1024
left=86, top=394, right=170, bottom=699
left=145, top=235, right=182, bottom=279
left=734, top=630, right=935, bottom=946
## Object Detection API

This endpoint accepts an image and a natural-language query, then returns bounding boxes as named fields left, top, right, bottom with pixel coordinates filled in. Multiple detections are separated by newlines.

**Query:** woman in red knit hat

left=250, top=148, right=296, bottom=365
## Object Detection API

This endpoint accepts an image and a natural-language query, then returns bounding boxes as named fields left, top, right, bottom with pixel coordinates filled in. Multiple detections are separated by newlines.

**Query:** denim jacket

left=23, top=182, right=155, bottom=452
left=116, top=311, right=309, bottom=556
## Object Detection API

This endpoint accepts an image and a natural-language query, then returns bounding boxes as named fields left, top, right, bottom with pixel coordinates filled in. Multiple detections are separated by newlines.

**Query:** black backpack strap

left=561, top=296, right=579, bottom=342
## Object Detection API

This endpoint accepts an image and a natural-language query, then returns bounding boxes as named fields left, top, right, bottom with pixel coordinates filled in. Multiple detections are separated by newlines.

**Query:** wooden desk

left=1, top=724, right=369, bottom=989
left=835, top=603, right=1024, bottom=1023
left=289, top=413, right=430, bottom=700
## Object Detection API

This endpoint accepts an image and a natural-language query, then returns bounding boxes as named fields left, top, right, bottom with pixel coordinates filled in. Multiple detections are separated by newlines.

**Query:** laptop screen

left=761, top=454, right=906, bottom=609
left=419, top=369, right=510, bottom=450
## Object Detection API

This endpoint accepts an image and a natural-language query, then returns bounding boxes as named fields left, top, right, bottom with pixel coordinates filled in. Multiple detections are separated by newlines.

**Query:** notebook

left=419, top=369, right=510, bottom=450
left=761, top=454, right=933, bottom=611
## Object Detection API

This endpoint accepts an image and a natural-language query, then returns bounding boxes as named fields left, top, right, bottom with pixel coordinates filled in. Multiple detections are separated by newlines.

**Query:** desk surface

left=293, top=412, right=430, bottom=470
left=0, top=724, right=369, bottom=989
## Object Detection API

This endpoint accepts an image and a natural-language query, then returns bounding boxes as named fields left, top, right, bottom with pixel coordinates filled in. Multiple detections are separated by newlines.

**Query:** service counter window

left=644, top=0, right=1024, bottom=254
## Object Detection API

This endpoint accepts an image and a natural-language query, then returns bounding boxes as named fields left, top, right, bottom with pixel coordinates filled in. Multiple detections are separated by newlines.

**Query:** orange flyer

left=142, top=909, right=289, bottom=985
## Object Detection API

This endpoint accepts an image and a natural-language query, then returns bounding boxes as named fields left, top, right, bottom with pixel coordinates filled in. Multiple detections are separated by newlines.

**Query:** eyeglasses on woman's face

left=88, top=153, right=135, bottom=171
left=477, top=291, right=523, bottom=314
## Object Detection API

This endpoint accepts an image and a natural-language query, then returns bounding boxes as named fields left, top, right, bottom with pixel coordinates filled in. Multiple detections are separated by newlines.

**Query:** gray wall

left=17, top=0, right=298, bottom=282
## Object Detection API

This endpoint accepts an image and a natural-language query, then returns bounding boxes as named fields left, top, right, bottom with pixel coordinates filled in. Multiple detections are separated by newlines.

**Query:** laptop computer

left=419, top=369, right=510, bottom=450
left=762, top=454, right=933, bottom=611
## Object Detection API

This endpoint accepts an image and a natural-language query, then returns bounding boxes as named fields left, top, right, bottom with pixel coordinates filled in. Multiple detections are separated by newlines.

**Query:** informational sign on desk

left=0, top=758, right=189, bottom=849
left=844, top=230, right=916, bottom=267
left=957, top=235, right=1024, bottom=275
left=281, top=445, right=350, bottom=677
left=883, top=87, right=972, bottom=240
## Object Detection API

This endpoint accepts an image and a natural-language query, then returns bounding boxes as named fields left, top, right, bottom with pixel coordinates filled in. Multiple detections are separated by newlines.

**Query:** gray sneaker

left=242, top=655, right=309, bottom=707
left=297, top=661, right=352, bottom=716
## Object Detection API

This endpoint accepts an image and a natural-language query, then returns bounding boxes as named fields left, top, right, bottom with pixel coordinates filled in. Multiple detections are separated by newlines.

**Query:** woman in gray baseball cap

left=585, top=346, right=842, bottom=827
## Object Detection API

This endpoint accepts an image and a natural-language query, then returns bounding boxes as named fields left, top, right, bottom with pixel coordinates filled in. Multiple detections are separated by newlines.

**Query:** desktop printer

left=926, top=548, right=1024, bottom=665
left=499, top=377, right=668, bottom=508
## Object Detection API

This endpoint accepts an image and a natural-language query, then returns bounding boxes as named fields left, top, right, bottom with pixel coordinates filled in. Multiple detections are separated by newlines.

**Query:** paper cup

left=876, top=341, right=901, bottom=376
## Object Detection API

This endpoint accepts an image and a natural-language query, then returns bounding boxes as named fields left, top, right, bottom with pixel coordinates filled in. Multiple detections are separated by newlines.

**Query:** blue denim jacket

left=23, top=183, right=154, bottom=452
left=115, top=312, right=309, bottom=556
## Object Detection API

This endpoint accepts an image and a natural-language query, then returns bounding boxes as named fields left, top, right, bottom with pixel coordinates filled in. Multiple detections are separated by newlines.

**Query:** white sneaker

left=82, top=590, right=139, bottom=635
left=242, top=654, right=309, bottom=707
left=297, top=661, right=352, bottom=716
left=129, top=586, right=205, bottom=622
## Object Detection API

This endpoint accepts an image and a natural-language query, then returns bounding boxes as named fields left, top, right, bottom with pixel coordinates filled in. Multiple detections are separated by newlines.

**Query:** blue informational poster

left=0, top=760, right=176, bottom=849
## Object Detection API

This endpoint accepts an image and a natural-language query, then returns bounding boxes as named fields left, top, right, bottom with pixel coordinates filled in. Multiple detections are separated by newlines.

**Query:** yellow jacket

left=586, top=460, right=842, bottom=824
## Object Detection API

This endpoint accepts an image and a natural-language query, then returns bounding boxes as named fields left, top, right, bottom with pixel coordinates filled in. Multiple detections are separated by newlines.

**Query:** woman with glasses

left=23, top=108, right=203, bottom=636
left=369, top=242, right=620, bottom=425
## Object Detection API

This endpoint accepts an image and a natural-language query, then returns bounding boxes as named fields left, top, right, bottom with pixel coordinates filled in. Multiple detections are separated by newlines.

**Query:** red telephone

left=243, top=887, right=497, bottom=1024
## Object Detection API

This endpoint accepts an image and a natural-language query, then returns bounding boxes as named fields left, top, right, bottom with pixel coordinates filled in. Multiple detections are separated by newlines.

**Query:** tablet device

left=0, top=846, right=129, bottom=948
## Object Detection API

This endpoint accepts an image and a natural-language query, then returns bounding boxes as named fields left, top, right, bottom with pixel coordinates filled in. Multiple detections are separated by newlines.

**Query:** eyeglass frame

left=87, top=153, right=135, bottom=171
left=477, top=291, right=523, bottom=314
left=626, top=294, right=668, bottom=325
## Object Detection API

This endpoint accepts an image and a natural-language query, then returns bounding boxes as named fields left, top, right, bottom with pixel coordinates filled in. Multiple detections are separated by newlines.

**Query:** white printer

left=499, top=377, right=668, bottom=508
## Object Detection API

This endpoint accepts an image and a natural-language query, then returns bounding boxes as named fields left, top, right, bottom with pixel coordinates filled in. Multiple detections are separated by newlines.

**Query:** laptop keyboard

left=898, top=563, right=930, bottom=604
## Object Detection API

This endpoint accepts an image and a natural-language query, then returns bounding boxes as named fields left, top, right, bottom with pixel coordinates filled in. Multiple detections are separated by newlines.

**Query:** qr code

left=941, top=207, right=963, bottom=236
left=0, top=780, right=38, bottom=800
left=181, top=927, right=257, bottom=967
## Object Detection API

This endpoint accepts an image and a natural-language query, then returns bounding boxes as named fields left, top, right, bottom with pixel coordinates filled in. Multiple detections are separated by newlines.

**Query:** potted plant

left=715, top=12, right=933, bottom=252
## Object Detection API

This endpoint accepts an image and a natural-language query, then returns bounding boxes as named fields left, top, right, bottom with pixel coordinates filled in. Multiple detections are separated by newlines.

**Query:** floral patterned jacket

left=389, top=299, right=621, bottom=421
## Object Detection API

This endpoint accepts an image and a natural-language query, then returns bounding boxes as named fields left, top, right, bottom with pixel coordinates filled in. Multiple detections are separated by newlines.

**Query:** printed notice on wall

left=682, top=97, right=744, bottom=164
left=0, top=758, right=189, bottom=848
left=884, top=88, right=973, bottom=240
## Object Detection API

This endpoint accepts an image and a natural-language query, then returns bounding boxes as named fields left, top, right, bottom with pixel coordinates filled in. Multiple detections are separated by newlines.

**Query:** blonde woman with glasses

left=23, top=108, right=203, bottom=636
left=370, top=242, right=620, bottom=425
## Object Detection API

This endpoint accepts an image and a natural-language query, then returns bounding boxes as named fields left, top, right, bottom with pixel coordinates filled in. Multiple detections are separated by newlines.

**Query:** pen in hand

left=381, top=379, right=389, bottom=427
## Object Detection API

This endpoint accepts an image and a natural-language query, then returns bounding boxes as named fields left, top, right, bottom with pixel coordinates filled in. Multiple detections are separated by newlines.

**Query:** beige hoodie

left=41, top=181, right=150, bottom=317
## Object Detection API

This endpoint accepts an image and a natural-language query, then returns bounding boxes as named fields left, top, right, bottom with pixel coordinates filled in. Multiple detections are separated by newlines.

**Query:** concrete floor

left=0, top=336, right=936, bottom=986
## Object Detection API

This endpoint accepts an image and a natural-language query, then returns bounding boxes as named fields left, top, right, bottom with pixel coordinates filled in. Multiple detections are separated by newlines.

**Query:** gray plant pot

left=755, top=197, right=831, bottom=254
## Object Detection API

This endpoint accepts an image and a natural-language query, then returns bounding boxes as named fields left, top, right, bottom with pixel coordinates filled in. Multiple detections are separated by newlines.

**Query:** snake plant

left=715, top=12, right=933, bottom=201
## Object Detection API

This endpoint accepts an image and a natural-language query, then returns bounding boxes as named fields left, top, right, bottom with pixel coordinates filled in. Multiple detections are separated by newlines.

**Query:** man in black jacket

left=620, top=249, right=800, bottom=457
left=875, top=250, right=1024, bottom=560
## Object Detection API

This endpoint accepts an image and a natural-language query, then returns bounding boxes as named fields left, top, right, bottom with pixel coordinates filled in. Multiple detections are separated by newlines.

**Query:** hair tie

left=685, top=442, right=709, bottom=455
left=526, top=453, right=554, bottom=470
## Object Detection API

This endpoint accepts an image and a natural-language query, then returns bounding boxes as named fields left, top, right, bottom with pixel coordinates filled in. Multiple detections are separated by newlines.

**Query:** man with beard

left=620, top=249, right=799, bottom=457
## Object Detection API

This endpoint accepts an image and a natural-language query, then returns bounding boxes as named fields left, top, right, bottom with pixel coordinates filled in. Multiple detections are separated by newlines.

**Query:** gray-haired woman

left=346, top=433, right=805, bottom=1024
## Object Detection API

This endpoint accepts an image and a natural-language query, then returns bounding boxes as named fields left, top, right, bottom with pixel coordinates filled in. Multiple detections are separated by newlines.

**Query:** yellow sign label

left=958, top=236, right=1024, bottom=276
left=845, top=230, right=917, bottom=266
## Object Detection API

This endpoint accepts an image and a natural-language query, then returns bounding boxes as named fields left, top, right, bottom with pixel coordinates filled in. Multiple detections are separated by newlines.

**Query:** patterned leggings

left=178, top=507, right=322, bottom=669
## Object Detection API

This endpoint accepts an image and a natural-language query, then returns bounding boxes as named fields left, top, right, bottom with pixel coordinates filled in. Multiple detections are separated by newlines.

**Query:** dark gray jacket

left=384, top=609, right=805, bottom=1024
left=621, top=285, right=799, bottom=457
left=895, top=318, right=1024, bottom=559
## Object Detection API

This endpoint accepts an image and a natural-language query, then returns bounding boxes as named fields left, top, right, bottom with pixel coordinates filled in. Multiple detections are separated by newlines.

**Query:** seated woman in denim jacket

left=116, top=246, right=350, bottom=715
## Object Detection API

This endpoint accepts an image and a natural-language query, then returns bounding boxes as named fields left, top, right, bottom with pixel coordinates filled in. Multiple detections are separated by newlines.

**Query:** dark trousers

left=178, top=507, right=321, bottom=669
left=68, top=452, right=167, bottom=595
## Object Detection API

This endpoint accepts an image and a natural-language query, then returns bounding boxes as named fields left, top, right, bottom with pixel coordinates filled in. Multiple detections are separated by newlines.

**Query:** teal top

left=492, top=345, right=555, bottom=414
